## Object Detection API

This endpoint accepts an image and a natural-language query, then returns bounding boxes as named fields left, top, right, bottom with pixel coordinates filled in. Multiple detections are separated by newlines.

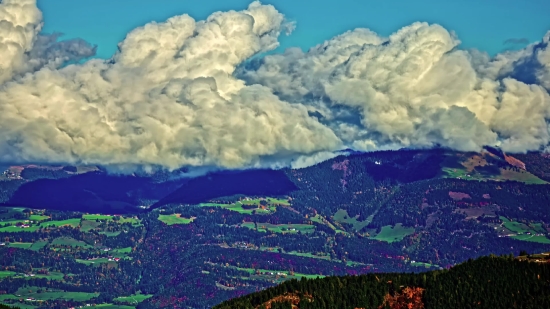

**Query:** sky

left=1, top=0, right=549, bottom=171
left=38, top=0, right=550, bottom=59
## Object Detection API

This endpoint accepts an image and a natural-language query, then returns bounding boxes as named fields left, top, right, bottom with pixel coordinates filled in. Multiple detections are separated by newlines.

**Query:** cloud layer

left=241, top=23, right=550, bottom=153
left=0, top=0, right=549, bottom=171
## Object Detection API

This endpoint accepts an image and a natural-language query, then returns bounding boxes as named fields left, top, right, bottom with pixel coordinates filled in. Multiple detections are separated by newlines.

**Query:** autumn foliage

left=379, top=287, right=425, bottom=309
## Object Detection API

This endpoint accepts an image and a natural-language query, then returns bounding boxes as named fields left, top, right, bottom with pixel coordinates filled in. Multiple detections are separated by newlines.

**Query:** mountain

left=0, top=149, right=550, bottom=308
left=214, top=254, right=550, bottom=309
left=0, top=148, right=547, bottom=213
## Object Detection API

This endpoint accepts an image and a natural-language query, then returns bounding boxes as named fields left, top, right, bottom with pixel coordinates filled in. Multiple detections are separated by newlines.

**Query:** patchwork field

left=500, top=217, right=550, bottom=244
left=441, top=152, right=547, bottom=184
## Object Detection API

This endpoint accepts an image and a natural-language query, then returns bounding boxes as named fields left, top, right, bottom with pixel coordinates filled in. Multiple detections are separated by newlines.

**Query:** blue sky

left=38, top=0, right=550, bottom=59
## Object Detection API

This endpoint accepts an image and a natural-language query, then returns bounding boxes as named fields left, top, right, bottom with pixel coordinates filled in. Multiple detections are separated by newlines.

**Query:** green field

left=113, top=247, right=132, bottom=254
left=77, top=247, right=131, bottom=266
left=333, top=209, right=370, bottom=231
left=8, top=242, right=33, bottom=249
left=285, top=251, right=331, bottom=260
left=29, top=214, right=50, bottom=221
left=83, top=214, right=140, bottom=225
left=31, top=271, right=66, bottom=281
left=83, top=214, right=114, bottom=220
left=114, top=293, right=153, bottom=304
left=371, top=224, right=415, bottom=243
left=90, top=304, right=135, bottom=309
left=241, top=222, right=315, bottom=234
left=0, top=224, right=41, bottom=232
left=77, top=258, right=115, bottom=266
left=411, top=262, right=433, bottom=268
left=51, top=237, right=91, bottom=248
left=501, top=217, right=531, bottom=234
left=500, top=217, right=550, bottom=243
left=1, top=303, right=36, bottom=309
left=511, top=235, right=550, bottom=244
left=199, top=197, right=288, bottom=214
left=158, top=214, right=194, bottom=225
left=29, top=240, right=49, bottom=251
left=4, top=240, right=48, bottom=251
left=233, top=266, right=324, bottom=281
left=12, top=287, right=99, bottom=301
left=0, top=271, right=16, bottom=279
left=100, top=231, right=121, bottom=237
left=43, top=218, right=81, bottom=228
left=80, top=220, right=102, bottom=232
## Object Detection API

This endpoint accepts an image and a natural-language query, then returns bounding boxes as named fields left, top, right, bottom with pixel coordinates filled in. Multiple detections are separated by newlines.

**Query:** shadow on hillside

left=153, top=169, right=297, bottom=208
left=5, top=172, right=185, bottom=214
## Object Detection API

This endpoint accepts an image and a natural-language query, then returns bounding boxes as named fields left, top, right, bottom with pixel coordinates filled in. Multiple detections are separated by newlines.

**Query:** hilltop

left=214, top=254, right=550, bottom=309
left=1, top=148, right=548, bottom=214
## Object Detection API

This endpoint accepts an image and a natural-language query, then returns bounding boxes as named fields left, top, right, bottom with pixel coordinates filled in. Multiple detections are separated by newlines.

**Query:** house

left=114, top=258, right=121, bottom=262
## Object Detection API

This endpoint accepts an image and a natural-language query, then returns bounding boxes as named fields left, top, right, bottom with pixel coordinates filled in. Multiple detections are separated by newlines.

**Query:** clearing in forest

left=371, top=224, right=415, bottom=243
left=333, top=209, right=370, bottom=231
left=158, top=214, right=195, bottom=225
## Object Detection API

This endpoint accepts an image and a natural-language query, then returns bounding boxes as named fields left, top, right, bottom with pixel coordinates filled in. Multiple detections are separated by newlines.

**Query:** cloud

left=0, top=0, right=340, bottom=171
left=242, top=23, right=550, bottom=153
left=0, top=0, right=42, bottom=83
left=0, top=1, right=549, bottom=172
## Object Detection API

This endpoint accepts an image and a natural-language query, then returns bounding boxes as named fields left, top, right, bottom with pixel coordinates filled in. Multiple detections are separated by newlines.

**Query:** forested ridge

left=214, top=255, right=550, bottom=309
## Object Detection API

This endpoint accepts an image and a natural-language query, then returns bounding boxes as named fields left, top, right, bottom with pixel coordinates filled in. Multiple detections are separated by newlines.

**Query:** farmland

left=158, top=214, right=194, bottom=225
left=440, top=152, right=547, bottom=184
left=199, top=197, right=289, bottom=214
left=501, top=217, right=550, bottom=242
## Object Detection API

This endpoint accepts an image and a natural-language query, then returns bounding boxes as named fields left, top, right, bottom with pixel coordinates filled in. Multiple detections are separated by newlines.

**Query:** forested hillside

left=214, top=255, right=550, bottom=309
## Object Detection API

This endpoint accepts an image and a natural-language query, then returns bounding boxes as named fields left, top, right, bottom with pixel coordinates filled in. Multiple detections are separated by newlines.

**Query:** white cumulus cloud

left=242, top=23, right=550, bottom=153
left=0, top=1, right=340, bottom=170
